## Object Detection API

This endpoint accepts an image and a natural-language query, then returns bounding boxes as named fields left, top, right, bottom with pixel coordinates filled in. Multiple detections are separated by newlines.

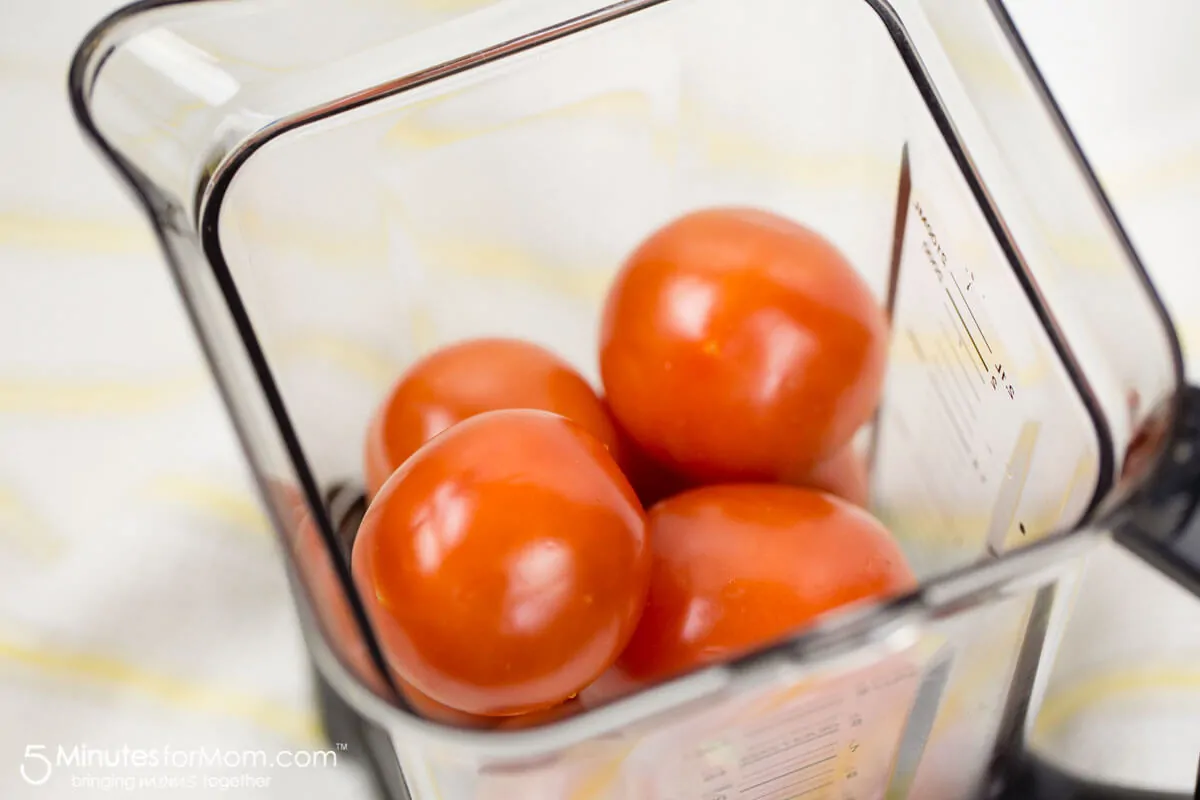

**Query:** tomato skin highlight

left=616, top=484, right=915, bottom=685
left=600, top=208, right=888, bottom=484
left=353, top=409, right=650, bottom=717
left=365, top=338, right=619, bottom=499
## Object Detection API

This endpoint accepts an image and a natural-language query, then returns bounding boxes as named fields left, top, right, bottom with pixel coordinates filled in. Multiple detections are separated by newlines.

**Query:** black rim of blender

left=67, top=0, right=1192, bottom=780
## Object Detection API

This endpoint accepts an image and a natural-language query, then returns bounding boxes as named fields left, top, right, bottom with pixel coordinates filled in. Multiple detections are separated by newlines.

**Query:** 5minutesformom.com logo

left=19, top=743, right=342, bottom=788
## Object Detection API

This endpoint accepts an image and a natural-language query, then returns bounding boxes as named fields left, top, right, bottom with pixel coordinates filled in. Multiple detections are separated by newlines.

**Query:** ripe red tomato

left=607, top=408, right=689, bottom=509
left=600, top=208, right=888, bottom=484
left=798, top=446, right=870, bottom=507
left=364, top=338, right=620, bottom=499
left=620, top=430, right=871, bottom=510
left=492, top=699, right=582, bottom=730
left=398, top=680, right=498, bottom=729
left=353, top=409, right=650, bottom=717
left=401, top=682, right=583, bottom=730
left=615, top=484, right=915, bottom=685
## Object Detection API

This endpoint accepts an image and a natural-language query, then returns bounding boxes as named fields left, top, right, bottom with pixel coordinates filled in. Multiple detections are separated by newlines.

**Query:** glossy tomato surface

left=364, top=338, right=619, bottom=498
left=353, top=409, right=650, bottom=717
left=616, top=484, right=915, bottom=685
left=600, top=208, right=888, bottom=484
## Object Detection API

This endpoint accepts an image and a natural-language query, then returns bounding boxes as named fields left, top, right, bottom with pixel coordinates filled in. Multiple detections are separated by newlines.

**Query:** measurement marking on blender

left=744, top=714, right=840, bottom=748
left=950, top=272, right=991, bottom=353
left=740, top=736, right=837, bottom=774
left=990, top=362, right=1016, bottom=399
left=743, top=746, right=837, bottom=782
left=942, top=305, right=987, bottom=383
left=748, top=700, right=842, bottom=736
left=945, top=288, right=988, bottom=371
left=740, top=756, right=837, bottom=793
left=935, top=335, right=979, bottom=418
left=746, top=772, right=834, bottom=800
left=885, top=408, right=955, bottom=528
left=929, top=371, right=972, bottom=460
left=769, top=779, right=832, bottom=800
left=733, top=727, right=841, bottom=783
left=936, top=338, right=984, bottom=412
left=931, top=323, right=979, bottom=400
left=930, top=359, right=989, bottom=484
left=741, top=737, right=833, bottom=769
left=743, top=724, right=839, bottom=760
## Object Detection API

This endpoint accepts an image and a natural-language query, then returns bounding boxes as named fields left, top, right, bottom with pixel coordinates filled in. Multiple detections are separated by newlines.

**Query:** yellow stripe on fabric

left=1107, top=144, right=1200, bottom=200
left=0, top=56, right=60, bottom=82
left=407, top=0, right=498, bottom=10
left=688, top=126, right=897, bottom=192
left=0, top=487, right=65, bottom=562
left=122, top=101, right=210, bottom=148
left=411, top=306, right=440, bottom=355
left=382, top=89, right=656, bottom=151
left=413, top=236, right=611, bottom=304
left=0, top=636, right=322, bottom=747
left=232, top=208, right=387, bottom=270
left=142, top=476, right=270, bottom=538
left=0, top=371, right=208, bottom=414
left=932, top=32, right=1026, bottom=94
left=0, top=213, right=153, bottom=255
left=275, top=333, right=404, bottom=388
left=1033, top=666, right=1200, bottom=739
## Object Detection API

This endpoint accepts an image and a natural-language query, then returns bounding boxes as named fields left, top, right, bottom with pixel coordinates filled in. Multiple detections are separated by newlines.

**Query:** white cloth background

left=0, top=0, right=1197, bottom=798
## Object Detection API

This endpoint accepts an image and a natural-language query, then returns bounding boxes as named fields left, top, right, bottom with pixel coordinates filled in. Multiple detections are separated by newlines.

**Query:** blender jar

left=69, top=0, right=1200, bottom=797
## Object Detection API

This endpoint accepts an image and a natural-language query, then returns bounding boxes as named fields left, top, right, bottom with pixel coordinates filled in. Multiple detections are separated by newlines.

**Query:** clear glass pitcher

left=70, top=0, right=1200, bottom=797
